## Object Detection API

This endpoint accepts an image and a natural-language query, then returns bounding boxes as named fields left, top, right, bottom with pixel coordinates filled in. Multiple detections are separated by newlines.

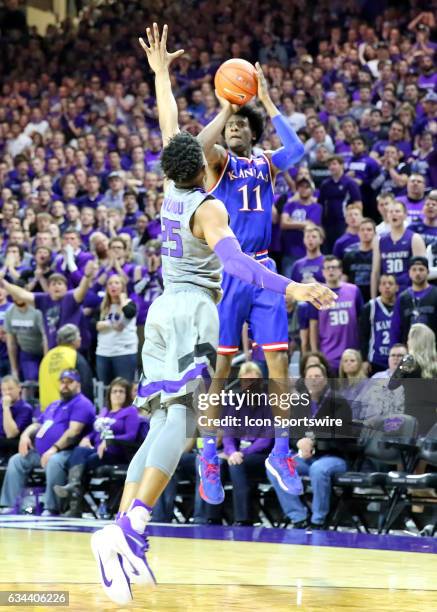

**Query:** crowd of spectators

left=0, top=0, right=436, bottom=525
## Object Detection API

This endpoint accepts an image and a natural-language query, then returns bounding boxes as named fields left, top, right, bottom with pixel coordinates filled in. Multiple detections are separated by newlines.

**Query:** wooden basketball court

left=0, top=517, right=436, bottom=611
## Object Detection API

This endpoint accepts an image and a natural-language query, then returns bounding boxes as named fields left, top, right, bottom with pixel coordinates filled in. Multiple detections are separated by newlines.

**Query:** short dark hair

left=160, top=131, right=204, bottom=185
left=328, top=155, right=344, bottom=165
left=324, top=254, right=342, bottom=268
left=48, top=273, right=68, bottom=286
left=351, top=135, right=366, bottom=145
left=360, top=217, right=376, bottom=229
left=6, top=242, right=24, bottom=258
left=233, top=105, right=265, bottom=143
left=62, top=227, right=80, bottom=237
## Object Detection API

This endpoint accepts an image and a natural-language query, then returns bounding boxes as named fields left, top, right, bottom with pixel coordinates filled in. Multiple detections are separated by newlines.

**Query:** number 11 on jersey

left=238, top=184, right=264, bottom=212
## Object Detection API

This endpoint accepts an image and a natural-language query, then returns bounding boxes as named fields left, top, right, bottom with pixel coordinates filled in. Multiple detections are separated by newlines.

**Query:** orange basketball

left=214, top=59, right=258, bottom=106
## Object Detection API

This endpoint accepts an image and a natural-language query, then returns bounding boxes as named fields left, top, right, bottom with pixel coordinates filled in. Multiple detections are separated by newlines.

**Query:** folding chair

left=331, top=414, right=418, bottom=533
left=383, top=422, right=437, bottom=534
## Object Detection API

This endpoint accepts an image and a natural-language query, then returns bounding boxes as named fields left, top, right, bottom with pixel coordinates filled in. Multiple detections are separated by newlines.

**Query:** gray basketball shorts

left=135, top=287, right=219, bottom=411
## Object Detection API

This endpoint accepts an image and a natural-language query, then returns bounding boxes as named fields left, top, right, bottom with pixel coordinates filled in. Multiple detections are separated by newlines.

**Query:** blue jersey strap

left=270, top=114, right=305, bottom=171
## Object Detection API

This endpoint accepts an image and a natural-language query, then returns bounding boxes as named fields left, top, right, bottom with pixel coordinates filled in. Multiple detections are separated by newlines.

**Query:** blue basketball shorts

left=217, top=258, right=289, bottom=356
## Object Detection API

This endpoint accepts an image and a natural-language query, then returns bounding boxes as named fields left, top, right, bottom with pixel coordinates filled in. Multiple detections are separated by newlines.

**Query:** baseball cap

left=59, top=369, right=81, bottom=382
left=108, top=171, right=122, bottom=179
left=409, top=256, right=429, bottom=270
left=423, top=92, right=437, bottom=103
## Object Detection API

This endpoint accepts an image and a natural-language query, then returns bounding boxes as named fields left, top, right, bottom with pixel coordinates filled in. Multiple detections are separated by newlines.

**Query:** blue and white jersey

left=211, top=152, right=274, bottom=255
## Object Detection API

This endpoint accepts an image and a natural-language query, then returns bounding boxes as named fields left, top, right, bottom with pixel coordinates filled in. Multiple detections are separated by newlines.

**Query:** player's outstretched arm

left=255, top=62, right=304, bottom=172
left=139, top=23, right=184, bottom=145
left=197, top=95, right=238, bottom=166
left=194, top=198, right=337, bottom=310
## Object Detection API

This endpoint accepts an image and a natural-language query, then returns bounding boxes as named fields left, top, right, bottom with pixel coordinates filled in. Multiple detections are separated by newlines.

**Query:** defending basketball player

left=90, top=24, right=336, bottom=605
left=197, top=58, right=308, bottom=501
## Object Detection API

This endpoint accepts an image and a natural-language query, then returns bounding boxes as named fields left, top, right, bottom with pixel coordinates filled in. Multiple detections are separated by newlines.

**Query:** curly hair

left=234, top=105, right=265, bottom=143
left=160, top=131, right=204, bottom=185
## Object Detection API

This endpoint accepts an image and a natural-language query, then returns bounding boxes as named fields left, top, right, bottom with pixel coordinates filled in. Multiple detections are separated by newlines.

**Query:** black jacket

left=389, top=356, right=437, bottom=436
left=291, top=386, right=357, bottom=458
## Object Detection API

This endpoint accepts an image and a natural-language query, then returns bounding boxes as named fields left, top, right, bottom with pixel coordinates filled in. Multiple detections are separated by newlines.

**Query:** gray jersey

left=160, top=182, right=222, bottom=300
left=4, top=304, right=45, bottom=355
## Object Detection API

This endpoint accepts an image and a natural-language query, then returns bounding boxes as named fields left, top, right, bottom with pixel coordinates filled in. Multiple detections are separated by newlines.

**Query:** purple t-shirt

left=372, top=139, right=412, bottom=160
left=417, top=73, right=437, bottom=92
left=35, top=393, right=95, bottom=455
left=0, top=399, right=33, bottom=438
left=309, top=282, right=363, bottom=370
left=281, top=200, right=322, bottom=258
left=54, top=251, right=94, bottom=289
left=319, top=175, right=362, bottom=227
left=34, top=291, right=83, bottom=349
left=396, top=195, right=425, bottom=224
left=333, top=232, right=360, bottom=260
left=131, top=267, right=163, bottom=325
left=291, top=255, right=324, bottom=283
left=409, top=221, right=437, bottom=247
left=88, top=405, right=140, bottom=458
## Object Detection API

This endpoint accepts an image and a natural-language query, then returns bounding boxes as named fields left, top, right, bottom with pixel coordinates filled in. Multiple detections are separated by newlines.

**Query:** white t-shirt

left=96, top=304, right=138, bottom=357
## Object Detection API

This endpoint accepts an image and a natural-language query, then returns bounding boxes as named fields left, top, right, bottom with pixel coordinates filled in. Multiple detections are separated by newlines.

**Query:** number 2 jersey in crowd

left=211, top=152, right=288, bottom=356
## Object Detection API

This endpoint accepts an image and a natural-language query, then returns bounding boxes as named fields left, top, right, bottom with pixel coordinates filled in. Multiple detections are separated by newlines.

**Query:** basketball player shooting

left=197, top=59, right=311, bottom=502
left=90, top=24, right=337, bottom=606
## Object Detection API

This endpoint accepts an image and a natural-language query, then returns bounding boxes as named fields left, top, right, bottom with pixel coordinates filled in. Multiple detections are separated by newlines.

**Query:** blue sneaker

left=198, top=455, right=225, bottom=504
left=265, top=452, right=303, bottom=495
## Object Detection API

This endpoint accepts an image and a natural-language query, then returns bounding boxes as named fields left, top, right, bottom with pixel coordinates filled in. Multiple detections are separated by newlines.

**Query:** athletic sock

left=272, top=430, right=290, bottom=455
left=125, top=498, right=152, bottom=534
left=201, top=436, right=217, bottom=460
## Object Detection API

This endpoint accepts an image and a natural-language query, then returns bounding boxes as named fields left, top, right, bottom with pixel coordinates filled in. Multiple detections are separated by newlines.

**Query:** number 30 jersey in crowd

left=210, top=152, right=289, bottom=356
left=379, top=229, right=414, bottom=293
left=160, top=182, right=222, bottom=300
left=309, top=282, right=363, bottom=371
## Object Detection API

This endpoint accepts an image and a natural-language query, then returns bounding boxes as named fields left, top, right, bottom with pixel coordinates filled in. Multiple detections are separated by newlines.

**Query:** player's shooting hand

left=139, top=23, right=184, bottom=74
left=215, top=90, right=239, bottom=115
left=286, top=282, right=337, bottom=310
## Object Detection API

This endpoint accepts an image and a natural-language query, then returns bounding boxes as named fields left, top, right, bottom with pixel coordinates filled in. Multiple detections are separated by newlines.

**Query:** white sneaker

left=91, top=526, right=133, bottom=605
left=112, top=514, right=156, bottom=586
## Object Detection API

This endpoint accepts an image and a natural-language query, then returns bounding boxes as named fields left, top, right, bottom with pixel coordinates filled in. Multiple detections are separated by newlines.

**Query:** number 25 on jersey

left=161, top=217, right=183, bottom=258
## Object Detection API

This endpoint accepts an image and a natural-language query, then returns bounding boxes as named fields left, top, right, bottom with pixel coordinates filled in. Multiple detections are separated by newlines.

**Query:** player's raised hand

left=255, top=62, right=271, bottom=107
left=139, top=23, right=184, bottom=74
left=286, top=281, right=337, bottom=310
